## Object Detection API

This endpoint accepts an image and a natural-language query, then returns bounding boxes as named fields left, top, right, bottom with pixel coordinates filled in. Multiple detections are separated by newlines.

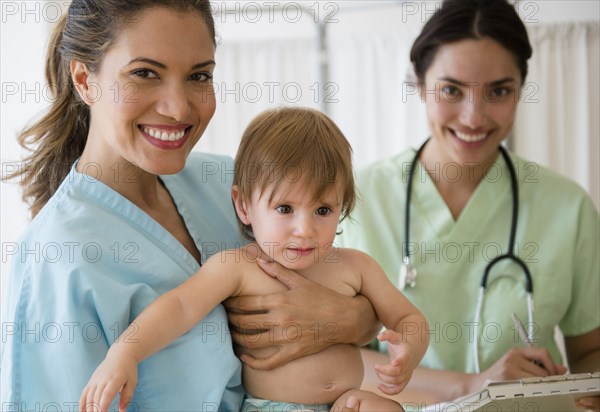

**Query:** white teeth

left=455, top=131, right=487, bottom=142
left=142, top=127, right=187, bottom=142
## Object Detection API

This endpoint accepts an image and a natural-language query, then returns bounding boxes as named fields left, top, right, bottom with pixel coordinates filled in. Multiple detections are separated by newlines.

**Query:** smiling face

left=233, top=180, right=343, bottom=272
left=422, top=37, right=522, bottom=166
left=76, top=7, right=216, bottom=176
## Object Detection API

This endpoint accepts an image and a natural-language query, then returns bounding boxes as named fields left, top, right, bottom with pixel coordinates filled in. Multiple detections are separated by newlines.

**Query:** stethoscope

left=400, top=138, right=534, bottom=373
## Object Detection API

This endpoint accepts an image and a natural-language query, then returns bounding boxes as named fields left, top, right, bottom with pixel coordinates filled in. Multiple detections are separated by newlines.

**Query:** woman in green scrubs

left=338, top=0, right=600, bottom=409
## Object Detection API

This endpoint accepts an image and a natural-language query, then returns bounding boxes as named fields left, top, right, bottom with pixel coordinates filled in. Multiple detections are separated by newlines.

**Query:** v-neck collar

left=69, top=163, right=201, bottom=274
left=411, top=152, right=512, bottom=241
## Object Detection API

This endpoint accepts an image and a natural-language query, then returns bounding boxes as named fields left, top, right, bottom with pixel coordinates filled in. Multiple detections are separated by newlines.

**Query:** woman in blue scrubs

left=1, top=1, right=377, bottom=409
left=339, top=0, right=599, bottom=409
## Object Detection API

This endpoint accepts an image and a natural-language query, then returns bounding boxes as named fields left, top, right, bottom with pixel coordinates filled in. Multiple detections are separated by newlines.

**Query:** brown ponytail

left=7, top=0, right=216, bottom=219
left=10, top=14, right=88, bottom=218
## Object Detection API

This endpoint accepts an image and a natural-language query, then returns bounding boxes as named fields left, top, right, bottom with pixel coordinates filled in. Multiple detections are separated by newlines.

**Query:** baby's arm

left=79, top=252, right=244, bottom=412
left=352, top=249, right=429, bottom=395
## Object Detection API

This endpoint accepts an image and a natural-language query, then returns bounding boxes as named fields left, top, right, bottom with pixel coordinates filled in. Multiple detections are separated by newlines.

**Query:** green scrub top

left=338, top=149, right=600, bottom=373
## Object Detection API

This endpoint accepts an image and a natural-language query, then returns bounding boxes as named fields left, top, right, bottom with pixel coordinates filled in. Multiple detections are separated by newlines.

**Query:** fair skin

left=359, top=37, right=600, bottom=408
left=225, top=265, right=380, bottom=370
left=70, top=6, right=380, bottom=401
left=80, top=180, right=429, bottom=411
left=419, top=37, right=522, bottom=220
left=71, top=7, right=217, bottom=263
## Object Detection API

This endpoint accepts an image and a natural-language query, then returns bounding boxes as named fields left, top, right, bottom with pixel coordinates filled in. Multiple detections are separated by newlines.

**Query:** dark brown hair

left=233, top=107, right=356, bottom=240
left=410, top=0, right=532, bottom=84
left=8, top=0, right=216, bottom=218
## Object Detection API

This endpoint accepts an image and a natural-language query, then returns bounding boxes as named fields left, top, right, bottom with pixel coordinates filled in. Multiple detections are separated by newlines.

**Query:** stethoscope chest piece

left=398, top=257, right=418, bottom=290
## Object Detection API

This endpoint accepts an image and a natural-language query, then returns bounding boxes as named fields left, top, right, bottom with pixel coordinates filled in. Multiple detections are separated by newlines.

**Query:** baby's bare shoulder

left=215, top=245, right=289, bottom=296
left=333, top=247, right=376, bottom=268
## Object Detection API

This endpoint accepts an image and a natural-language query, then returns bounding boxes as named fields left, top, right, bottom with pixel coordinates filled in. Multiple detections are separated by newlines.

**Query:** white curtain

left=200, top=28, right=430, bottom=165
left=198, top=21, right=599, bottom=209
left=326, top=30, right=429, bottom=168
left=197, top=38, right=320, bottom=158
left=515, top=22, right=600, bottom=208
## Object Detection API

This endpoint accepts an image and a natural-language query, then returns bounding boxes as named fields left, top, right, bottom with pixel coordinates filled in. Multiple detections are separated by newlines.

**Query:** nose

left=155, top=82, right=191, bottom=121
left=459, top=93, right=486, bottom=129
left=293, top=213, right=316, bottom=238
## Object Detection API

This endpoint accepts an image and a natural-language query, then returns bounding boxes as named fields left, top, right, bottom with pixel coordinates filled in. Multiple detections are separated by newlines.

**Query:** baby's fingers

left=377, top=329, right=402, bottom=344
left=374, top=365, right=411, bottom=385
left=376, top=371, right=411, bottom=395
left=94, top=383, right=111, bottom=412
left=81, top=384, right=102, bottom=412
left=79, top=385, right=94, bottom=412
left=118, top=380, right=137, bottom=412
left=374, top=363, right=403, bottom=379
left=98, top=382, right=122, bottom=412
left=79, top=386, right=88, bottom=412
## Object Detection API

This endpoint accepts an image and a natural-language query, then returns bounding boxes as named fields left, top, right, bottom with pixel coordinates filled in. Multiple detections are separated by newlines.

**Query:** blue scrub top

left=1, top=153, right=245, bottom=411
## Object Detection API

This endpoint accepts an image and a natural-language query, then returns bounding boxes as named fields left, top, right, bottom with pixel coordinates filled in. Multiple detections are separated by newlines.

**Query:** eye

left=276, top=205, right=293, bottom=214
left=316, top=207, right=331, bottom=216
left=441, top=85, right=461, bottom=100
left=189, top=72, right=213, bottom=82
left=488, top=86, right=511, bottom=99
left=132, top=69, right=158, bottom=79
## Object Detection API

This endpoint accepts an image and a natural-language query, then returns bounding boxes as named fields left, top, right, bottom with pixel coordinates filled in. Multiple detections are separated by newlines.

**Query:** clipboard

left=422, top=372, right=600, bottom=412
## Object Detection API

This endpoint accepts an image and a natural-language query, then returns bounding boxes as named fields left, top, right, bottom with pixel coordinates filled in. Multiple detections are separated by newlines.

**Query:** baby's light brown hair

left=233, top=107, right=356, bottom=239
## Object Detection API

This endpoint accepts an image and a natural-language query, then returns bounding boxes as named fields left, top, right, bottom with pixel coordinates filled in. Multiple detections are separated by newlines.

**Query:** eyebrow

left=438, top=76, right=517, bottom=86
left=126, top=57, right=216, bottom=70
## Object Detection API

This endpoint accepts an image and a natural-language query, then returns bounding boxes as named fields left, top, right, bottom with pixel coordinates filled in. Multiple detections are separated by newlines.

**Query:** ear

left=231, top=185, right=251, bottom=225
left=70, top=60, right=96, bottom=105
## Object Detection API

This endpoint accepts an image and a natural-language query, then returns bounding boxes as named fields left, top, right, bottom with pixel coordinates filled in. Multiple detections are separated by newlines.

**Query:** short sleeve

left=559, top=195, right=600, bottom=336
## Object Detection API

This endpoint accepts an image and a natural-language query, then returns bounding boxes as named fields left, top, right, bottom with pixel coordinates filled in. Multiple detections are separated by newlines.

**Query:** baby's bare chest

left=240, top=261, right=359, bottom=297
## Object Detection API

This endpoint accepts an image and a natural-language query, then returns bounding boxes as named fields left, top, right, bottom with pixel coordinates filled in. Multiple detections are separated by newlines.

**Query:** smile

left=142, top=126, right=188, bottom=142
left=453, top=130, right=488, bottom=143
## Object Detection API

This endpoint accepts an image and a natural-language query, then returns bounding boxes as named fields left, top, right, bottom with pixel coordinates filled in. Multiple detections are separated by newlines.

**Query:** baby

left=80, top=107, right=429, bottom=412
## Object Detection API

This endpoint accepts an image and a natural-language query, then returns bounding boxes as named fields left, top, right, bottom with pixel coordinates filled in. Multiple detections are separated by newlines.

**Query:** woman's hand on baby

left=225, top=258, right=376, bottom=370
left=374, top=329, right=414, bottom=395
left=79, top=352, right=138, bottom=412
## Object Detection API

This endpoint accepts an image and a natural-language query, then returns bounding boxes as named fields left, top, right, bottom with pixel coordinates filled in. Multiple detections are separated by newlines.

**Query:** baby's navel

left=324, top=382, right=337, bottom=391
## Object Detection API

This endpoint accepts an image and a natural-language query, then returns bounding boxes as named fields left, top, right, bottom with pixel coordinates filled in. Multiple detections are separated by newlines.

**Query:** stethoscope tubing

left=404, top=138, right=535, bottom=373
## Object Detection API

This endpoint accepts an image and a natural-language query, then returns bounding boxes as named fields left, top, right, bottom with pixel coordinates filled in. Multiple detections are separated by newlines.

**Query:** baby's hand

left=374, top=329, right=413, bottom=395
left=79, top=352, right=138, bottom=412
